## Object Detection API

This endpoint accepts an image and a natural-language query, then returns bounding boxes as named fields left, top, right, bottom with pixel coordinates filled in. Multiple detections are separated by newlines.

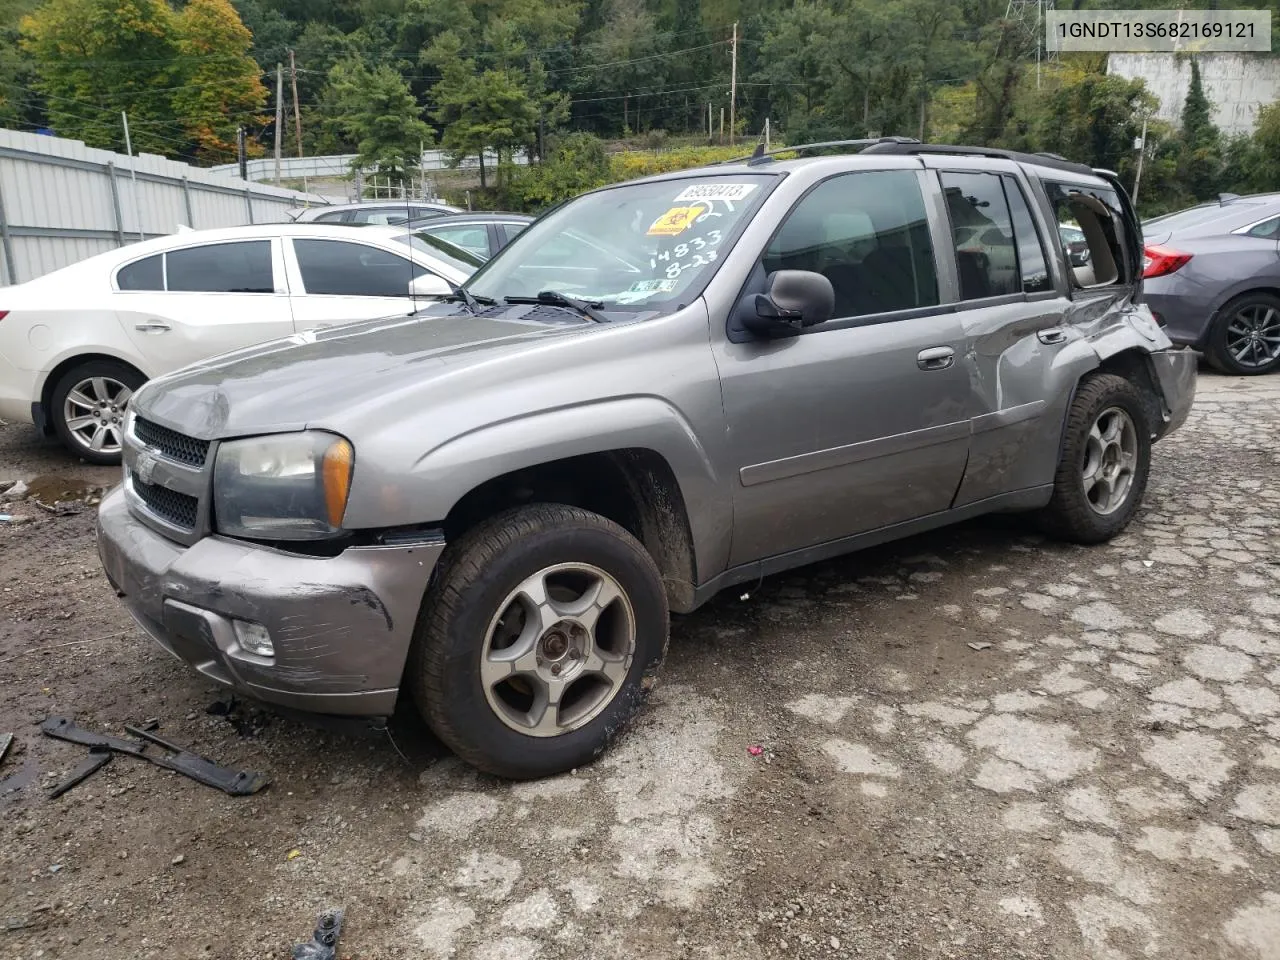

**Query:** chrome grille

left=133, top=417, right=210, bottom=468
left=130, top=475, right=198, bottom=529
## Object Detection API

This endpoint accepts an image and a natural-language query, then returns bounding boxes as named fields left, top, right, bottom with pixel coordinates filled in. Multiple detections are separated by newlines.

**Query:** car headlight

left=212, top=431, right=353, bottom=540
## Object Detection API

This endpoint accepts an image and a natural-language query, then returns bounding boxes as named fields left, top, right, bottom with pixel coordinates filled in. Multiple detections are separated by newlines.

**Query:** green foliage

left=496, top=130, right=611, bottom=210
left=173, top=0, right=269, bottom=162
left=322, top=58, right=432, bottom=183
left=20, top=0, right=185, bottom=154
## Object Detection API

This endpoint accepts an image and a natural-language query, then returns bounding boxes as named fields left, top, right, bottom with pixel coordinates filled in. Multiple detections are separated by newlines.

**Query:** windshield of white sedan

left=465, top=175, right=775, bottom=310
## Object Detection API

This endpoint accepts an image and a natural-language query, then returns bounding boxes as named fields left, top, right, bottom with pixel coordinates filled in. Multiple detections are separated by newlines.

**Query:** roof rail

left=713, top=136, right=921, bottom=166
left=860, top=141, right=1094, bottom=176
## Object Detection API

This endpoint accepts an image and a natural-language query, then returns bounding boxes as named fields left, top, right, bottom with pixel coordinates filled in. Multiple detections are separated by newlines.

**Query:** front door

left=284, top=237, right=441, bottom=329
left=713, top=169, right=971, bottom=567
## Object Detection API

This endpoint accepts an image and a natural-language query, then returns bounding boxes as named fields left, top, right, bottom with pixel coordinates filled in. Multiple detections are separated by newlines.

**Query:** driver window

left=764, top=170, right=939, bottom=320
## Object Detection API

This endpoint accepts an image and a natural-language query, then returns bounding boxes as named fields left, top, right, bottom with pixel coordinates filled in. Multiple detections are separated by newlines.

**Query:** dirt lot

left=1, top=370, right=1278, bottom=960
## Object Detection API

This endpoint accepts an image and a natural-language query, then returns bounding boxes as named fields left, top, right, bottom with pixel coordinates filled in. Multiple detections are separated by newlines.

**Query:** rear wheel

left=1037, top=373, right=1152, bottom=544
left=1206, top=292, right=1280, bottom=375
left=407, top=503, right=669, bottom=779
left=49, top=360, right=145, bottom=465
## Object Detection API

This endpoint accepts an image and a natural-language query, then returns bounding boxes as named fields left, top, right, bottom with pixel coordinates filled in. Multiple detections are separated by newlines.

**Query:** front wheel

left=49, top=360, right=145, bottom=465
left=407, top=504, right=669, bottom=779
left=1037, top=373, right=1152, bottom=544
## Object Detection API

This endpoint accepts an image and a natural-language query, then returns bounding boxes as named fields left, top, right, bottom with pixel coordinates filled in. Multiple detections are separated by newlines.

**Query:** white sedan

left=0, top=223, right=476, bottom=463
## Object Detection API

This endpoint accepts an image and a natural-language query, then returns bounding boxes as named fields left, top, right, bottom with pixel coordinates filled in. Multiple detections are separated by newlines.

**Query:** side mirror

left=744, top=270, right=835, bottom=338
left=409, top=272, right=452, bottom=298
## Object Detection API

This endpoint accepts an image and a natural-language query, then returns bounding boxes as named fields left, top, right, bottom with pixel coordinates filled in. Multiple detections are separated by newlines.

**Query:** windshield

left=465, top=174, right=775, bottom=311
left=392, top=232, right=484, bottom=273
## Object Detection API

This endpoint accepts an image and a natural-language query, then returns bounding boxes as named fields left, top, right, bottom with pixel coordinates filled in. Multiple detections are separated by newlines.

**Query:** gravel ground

left=1, top=369, right=1278, bottom=960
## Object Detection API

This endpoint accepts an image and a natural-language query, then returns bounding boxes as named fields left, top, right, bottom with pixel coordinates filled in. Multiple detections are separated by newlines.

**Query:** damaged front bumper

left=96, top=487, right=443, bottom=716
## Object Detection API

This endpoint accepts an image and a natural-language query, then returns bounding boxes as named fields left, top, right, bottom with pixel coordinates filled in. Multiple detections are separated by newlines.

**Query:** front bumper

left=1149, top=346, right=1197, bottom=439
left=96, top=487, right=443, bottom=716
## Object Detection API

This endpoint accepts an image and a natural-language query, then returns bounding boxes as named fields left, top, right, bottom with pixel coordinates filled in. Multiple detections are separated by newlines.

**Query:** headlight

left=213, top=431, right=353, bottom=540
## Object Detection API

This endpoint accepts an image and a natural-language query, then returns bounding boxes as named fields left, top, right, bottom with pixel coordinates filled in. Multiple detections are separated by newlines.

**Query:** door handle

left=134, top=321, right=171, bottom=333
left=917, top=346, right=955, bottom=371
left=1037, top=328, right=1068, bottom=345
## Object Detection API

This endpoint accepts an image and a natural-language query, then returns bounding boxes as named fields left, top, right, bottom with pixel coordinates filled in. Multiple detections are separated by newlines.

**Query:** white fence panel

left=0, top=128, right=328, bottom=286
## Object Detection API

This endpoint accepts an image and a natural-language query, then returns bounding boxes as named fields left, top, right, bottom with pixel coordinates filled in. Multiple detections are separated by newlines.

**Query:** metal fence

left=208, top=148, right=528, bottom=185
left=0, top=129, right=328, bottom=286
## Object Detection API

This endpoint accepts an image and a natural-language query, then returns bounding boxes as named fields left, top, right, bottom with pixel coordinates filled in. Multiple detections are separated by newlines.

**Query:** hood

left=134, top=307, right=594, bottom=440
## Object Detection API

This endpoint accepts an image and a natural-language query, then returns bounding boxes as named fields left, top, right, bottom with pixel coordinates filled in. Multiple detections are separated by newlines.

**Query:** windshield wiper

left=440, top=287, right=495, bottom=312
left=504, top=290, right=609, bottom=323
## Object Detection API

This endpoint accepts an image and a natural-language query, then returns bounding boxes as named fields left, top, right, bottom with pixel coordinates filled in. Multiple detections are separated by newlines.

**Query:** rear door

left=113, top=239, right=295, bottom=374
left=283, top=237, right=441, bottom=329
left=924, top=159, right=1094, bottom=506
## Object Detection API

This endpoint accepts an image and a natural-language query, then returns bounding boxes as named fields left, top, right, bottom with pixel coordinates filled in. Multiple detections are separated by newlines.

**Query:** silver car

left=291, top=200, right=463, bottom=226
left=97, top=141, right=1196, bottom=779
left=1142, top=193, right=1280, bottom=375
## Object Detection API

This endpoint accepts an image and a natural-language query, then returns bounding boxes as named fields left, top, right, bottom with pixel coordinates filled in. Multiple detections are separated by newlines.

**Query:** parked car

left=1059, top=224, right=1091, bottom=266
left=1140, top=193, right=1280, bottom=375
left=402, top=213, right=533, bottom=261
left=291, top=200, right=463, bottom=225
left=97, top=141, right=1195, bottom=780
left=0, top=224, right=473, bottom=464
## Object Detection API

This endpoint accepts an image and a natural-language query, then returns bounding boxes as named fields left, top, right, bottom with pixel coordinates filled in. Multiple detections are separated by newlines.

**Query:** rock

left=4, top=480, right=28, bottom=500
left=171, top=855, right=184, bottom=865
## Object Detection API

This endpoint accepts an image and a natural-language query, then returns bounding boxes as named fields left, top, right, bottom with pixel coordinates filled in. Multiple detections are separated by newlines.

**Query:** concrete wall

left=1108, top=53, right=1280, bottom=136
left=0, top=128, right=327, bottom=286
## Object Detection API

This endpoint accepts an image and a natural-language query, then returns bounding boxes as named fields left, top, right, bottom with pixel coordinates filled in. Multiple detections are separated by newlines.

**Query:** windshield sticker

left=628, top=279, right=678, bottom=294
left=647, top=206, right=702, bottom=237
left=673, top=182, right=758, bottom=203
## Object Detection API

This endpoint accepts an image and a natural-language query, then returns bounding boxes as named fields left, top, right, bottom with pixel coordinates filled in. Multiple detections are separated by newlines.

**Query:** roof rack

left=714, top=136, right=921, bottom=167
left=859, top=141, right=1094, bottom=176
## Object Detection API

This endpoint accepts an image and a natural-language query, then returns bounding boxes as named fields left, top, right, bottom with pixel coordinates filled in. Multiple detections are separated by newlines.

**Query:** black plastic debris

left=0, top=733, right=12, bottom=769
left=40, top=717, right=270, bottom=796
left=292, top=908, right=344, bottom=960
left=48, top=749, right=112, bottom=799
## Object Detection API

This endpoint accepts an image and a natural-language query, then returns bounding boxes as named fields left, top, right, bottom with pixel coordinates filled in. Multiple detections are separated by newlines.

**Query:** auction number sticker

left=673, top=182, right=758, bottom=203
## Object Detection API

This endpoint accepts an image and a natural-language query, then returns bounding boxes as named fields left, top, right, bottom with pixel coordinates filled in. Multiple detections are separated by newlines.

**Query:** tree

left=173, top=0, right=269, bottom=162
left=432, top=65, right=541, bottom=187
left=1032, top=70, right=1154, bottom=183
left=20, top=0, right=184, bottom=154
left=1176, top=59, right=1222, bottom=202
left=322, top=58, right=432, bottom=185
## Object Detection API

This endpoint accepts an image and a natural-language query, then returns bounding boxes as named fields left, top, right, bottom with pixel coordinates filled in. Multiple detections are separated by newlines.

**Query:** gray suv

left=97, top=141, right=1196, bottom=779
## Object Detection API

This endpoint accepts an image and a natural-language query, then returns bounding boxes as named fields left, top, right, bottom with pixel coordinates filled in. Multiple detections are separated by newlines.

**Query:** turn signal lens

left=1142, top=245, right=1192, bottom=279
left=322, top=438, right=354, bottom=527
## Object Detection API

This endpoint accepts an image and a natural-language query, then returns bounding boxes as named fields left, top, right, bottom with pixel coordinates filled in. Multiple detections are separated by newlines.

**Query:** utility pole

left=120, top=111, right=143, bottom=241
left=729, top=21, right=738, bottom=145
left=236, top=125, right=247, bottom=181
left=1132, top=113, right=1149, bottom=207
left=289, top=50, right=305, bottom=191
left=707, top=102, right=712, bottom=141
left=764, top=117, right=770, bottom=149
left=719, top=107, right=725, bottom=143
left=274, top=62, right=284, bottom=186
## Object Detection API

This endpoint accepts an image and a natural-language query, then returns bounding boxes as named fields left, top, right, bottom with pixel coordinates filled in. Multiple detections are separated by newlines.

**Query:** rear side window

left=311, top=210, right=348, bottom=223
left=502, top=222, right=528, bottom=243
left=293, top=239, right=429, bottom=297
left=1001, top=176, right=1052, bottom=294
left=425, top=224, right=490, bottom=258
left=1044, top=181, right=1132, bottom=288
left=1245, top=216, right=1280, bottom=239
left=117, top=254, right=163, bottom=291
left=165, top=241, right=274, bottom=293
left=764, top=170, right=939, bottom=320
left=940, top=172, right=1019, bottom=300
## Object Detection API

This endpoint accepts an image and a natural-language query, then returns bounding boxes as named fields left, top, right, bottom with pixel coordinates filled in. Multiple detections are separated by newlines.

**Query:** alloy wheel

left=1082, top=406, right=1138, bottom=516
left=1225, top=304, right=1280, bottom=370
left=62, top=376, right=132, bottom=456
left=480, top=562, right=636, bottom=737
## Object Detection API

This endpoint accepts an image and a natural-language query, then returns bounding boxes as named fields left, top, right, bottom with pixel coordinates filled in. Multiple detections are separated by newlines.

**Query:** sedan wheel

left=1208, top=293, right=1280, bottom=376
left=49, top=360, right=145, bottom=465
left=63, top=376, right=132, bottom=456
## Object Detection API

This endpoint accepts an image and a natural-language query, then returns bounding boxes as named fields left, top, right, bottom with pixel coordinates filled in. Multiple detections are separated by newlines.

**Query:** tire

left=407, top=503, right=669, bottom=779
left=49, top=360, right=145, bottom=465
left=1205, top=292, right=1280, bottom=376
left=1037, top=373, right=1152, bottom=545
